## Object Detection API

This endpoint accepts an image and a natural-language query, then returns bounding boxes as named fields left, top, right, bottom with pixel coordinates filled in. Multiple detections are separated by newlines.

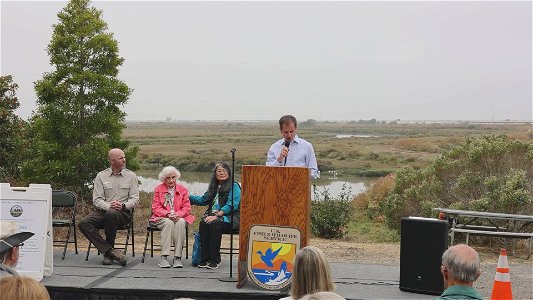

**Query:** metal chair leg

left=142, top=230, right=150, bottom=263
left=73, top=220, right=78, bottom=254
left=62, top=225, right=71, bottom=260
left=150, top=230, right=154, bottom=257
left=131, top=221, right=135, bottom=257
left=185, top=225, right=189, bottom=259
left=85, top=243, right=92, bottom=261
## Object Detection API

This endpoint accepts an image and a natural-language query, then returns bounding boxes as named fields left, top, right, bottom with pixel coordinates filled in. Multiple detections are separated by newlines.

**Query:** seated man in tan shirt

left=79, top=148, right=139, bottom=266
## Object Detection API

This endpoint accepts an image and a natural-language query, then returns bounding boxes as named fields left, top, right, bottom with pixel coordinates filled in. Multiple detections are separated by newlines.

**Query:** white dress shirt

left=266, top=135, right=320, bottom=179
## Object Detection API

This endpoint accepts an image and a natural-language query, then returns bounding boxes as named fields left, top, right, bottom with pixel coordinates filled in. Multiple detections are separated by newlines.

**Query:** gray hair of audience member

left=441, top=244, right=480, bottom=282
left=158, top=166, right=181, bottom=182
left=290, top=246, right=335, bottom=299
left=300, top=291, right=346, bottom=300
left=279, top=115, right=297, bottom=129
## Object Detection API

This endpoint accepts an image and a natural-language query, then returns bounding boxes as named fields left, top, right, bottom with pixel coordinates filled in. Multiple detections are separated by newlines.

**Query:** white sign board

left=0, top=183, right=53, bottom=280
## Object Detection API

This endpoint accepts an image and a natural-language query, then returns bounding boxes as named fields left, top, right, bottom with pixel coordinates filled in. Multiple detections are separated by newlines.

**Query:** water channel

left=137, top=170, right=372, bottom=200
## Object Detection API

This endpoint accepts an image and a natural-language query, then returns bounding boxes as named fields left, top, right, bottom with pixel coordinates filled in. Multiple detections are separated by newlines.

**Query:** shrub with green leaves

left=311, top=185, right=353, bottom=239
left=382, top=135, right=533, bottom=231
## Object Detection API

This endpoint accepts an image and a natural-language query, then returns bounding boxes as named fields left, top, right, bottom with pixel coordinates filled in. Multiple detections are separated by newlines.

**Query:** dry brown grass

left=126, top=121, right=529, bottom=175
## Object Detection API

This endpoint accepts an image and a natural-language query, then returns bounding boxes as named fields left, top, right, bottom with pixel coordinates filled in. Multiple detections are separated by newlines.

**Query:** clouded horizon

left=2, top=1, right=532, bottom=121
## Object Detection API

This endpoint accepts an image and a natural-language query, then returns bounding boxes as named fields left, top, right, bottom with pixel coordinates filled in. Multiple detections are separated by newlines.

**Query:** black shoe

left=108, top=249, right=127, bottom=266
left=198, top=261, right=209, bottom=268
left=102, top=254, right=113, bottom=265
left=207, top=261, right=220, bottom=269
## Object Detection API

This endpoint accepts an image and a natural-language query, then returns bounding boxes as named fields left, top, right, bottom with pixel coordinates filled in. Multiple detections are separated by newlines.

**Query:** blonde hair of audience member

left=0, top=276, right=51, bottom=300
left=290, top=246, right=335, bottom=299
left=300, top=291, right=345, bottom=300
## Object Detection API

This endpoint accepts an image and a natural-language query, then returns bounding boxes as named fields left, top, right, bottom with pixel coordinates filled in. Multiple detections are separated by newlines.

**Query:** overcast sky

left=2, top=1, right=532, bottom=121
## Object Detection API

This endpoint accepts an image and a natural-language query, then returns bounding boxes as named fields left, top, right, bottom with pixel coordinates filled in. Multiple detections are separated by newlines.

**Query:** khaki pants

left=153, top=218, right=186, bottom=257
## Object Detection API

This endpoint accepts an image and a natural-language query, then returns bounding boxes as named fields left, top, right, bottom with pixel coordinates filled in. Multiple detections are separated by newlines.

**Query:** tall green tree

left=0, top=75, right=26, bottom=182
left=23, top=0, right=138, bottom=201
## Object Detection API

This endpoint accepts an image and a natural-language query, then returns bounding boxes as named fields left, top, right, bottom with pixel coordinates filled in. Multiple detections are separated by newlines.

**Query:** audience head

left=290, top=246, right=335, bottom=299
left=300, top=291, right=345, bottom=300
left=440, top=244, right=481, bottom=288
left=0, top=221, right=34, bottom=268
left=0, top=276, right=50, bottom=300
left=158, top=166, right=181, bottom=188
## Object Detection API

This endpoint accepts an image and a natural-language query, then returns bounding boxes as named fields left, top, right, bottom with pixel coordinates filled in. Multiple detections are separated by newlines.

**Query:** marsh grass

left=126, top=121, right=528, bottom=175
left=118, top=121, right=529, bottom=242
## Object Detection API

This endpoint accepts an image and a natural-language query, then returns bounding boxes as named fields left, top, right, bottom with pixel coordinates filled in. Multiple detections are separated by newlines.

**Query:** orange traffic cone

left=491, top=248, right=513, bottom=300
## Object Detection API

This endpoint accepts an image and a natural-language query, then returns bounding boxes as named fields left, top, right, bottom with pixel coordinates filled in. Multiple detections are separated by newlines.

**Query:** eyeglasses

left=16, top=243, right=24, bottom=248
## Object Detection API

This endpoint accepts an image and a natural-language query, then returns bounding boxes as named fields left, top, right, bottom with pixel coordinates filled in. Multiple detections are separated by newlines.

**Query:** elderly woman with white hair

left=149, top=166, right=195, bottom=268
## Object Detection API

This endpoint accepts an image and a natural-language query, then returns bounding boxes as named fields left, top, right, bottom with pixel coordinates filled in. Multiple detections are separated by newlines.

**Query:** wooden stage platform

left=41, top=250, right=432, bottom=300
left=42, top=249, right=533, bottom=299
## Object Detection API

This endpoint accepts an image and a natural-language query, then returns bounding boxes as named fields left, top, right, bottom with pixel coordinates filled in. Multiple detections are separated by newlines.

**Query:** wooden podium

left=237, top=165, right=311, bottom=287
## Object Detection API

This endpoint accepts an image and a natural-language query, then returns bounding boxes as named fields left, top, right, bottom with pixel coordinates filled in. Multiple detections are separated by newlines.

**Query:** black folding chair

left=85, top=208, right=135, bottom=261
left=52, top=190, right=78, bottom=260
left=220, top=228, right=239, bottom=256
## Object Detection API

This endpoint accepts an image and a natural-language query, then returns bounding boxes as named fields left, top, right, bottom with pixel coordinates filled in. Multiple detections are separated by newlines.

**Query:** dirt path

left=73, top=234, right=531, bottom=266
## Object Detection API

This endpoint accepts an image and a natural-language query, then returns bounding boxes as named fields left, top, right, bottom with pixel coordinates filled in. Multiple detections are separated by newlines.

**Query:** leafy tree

left=381, top=135, right=533, bottom=231
left=22, top=0, right=138, bottom=202
left=0, top=75, right=26, bottom=182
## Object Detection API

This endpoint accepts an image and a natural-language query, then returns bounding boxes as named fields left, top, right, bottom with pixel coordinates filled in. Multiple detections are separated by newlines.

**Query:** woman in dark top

left=189, top=162, right=241, bottom=269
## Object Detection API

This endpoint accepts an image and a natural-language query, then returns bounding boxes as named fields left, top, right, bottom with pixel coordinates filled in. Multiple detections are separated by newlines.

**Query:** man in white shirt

left=266, top=115, right=320, bottom=179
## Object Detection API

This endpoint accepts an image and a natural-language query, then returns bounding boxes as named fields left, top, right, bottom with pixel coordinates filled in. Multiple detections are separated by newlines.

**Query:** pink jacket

left=149, top=183, right=195, bottom=224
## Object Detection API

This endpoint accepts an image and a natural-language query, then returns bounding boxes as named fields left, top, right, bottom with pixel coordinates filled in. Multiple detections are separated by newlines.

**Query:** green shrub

left=382, top=135, right=533, bottom=231
left=310, top=185, right=353, bottom=239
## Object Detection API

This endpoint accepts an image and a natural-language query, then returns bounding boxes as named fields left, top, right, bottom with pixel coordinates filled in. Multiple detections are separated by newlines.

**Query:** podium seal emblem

left=247, top=225, right=301, bottom=290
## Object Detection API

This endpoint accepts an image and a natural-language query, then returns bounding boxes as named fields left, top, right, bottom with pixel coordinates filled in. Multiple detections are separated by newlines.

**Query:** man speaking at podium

left=266, top=115, right=320, bottom=179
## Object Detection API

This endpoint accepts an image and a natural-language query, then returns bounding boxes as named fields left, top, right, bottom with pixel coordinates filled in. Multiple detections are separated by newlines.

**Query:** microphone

left=283, top=140, right=290, bottom=166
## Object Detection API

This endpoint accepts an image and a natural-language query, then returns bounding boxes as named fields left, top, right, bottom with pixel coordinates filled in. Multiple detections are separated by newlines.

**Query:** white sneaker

left=158, top=257, right=171, bottom=268
left=173, top=257, right=183, bottom=268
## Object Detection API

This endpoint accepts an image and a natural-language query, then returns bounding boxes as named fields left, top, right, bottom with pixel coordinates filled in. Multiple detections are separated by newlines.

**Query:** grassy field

left=125, top=120, right=531, bottom=176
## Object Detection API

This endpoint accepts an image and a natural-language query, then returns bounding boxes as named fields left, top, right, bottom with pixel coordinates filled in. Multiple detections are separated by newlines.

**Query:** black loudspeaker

left=399, top=217, right=448, bottom=295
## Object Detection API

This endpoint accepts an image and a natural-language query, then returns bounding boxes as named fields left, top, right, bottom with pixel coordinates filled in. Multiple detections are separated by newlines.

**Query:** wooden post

left=237, top=166, right=311, bottom=287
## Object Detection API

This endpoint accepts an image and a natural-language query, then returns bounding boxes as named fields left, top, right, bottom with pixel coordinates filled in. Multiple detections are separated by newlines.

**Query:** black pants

left=199, top=218, right=231, bottom=264
left=78, top=209, right=130, bottom=254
